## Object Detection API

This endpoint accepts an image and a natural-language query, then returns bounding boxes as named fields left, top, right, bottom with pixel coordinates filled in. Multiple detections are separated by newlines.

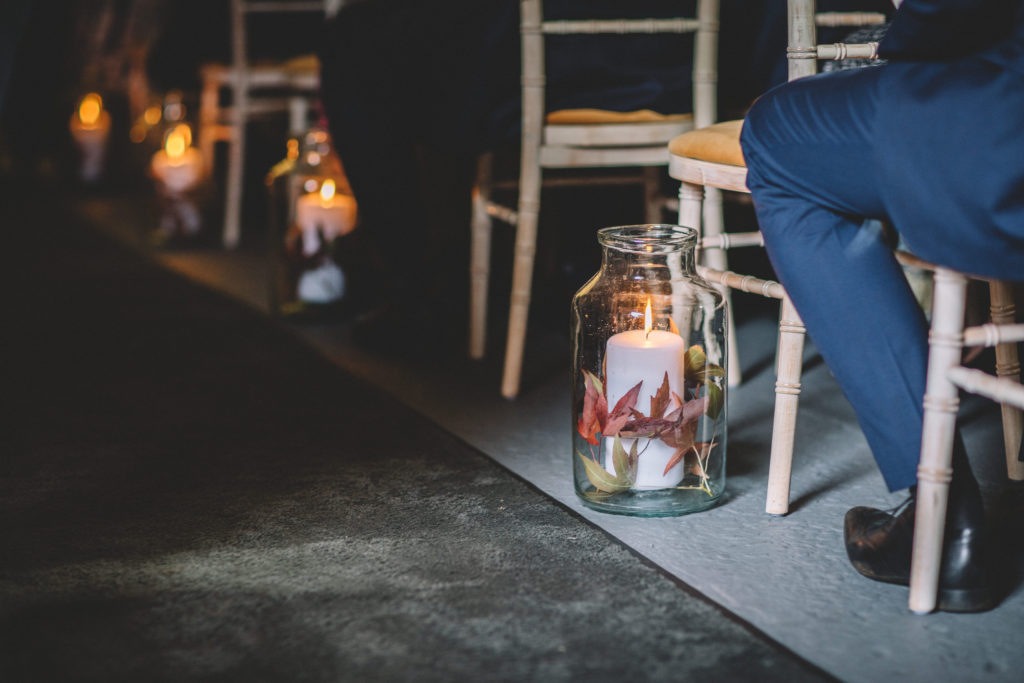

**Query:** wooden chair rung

left=817, top=41, right=879, bottom=61
left=815, top=12, right=886, bottom=27
left=696, top=265, right=785, bottom=300
left=484, top=201, right=519, bottom=225
left=947, top=366, right=1024, bottom=409
left=541, top=18, right=700, bottom=35
left=700, top=231, right=765, bottom=250
left=963, top=323, right=1024, bottom=347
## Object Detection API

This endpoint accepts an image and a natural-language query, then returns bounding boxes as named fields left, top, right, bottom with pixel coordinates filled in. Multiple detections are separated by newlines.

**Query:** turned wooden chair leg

left=469, top=154, right=494, bottom=360
left=702, top=186, right=741, bottom=387
left=223, top=77, right=246, bottom=250
left=288, top=94, right=309, bottom=136
left=198, top=73, right=219, bottom=174
left=500, top=182, right=539, bottom=399
left=989, top=280, right=1024, bottom=480
left=680, top=181, right=742, bottom=387
left=909, top=268, right=967, bottom=614
left=765, top=295, right=805, bottom=515
left=644, top=166, right=663, bottom=224
left=677, top=180, right=703, bottom=237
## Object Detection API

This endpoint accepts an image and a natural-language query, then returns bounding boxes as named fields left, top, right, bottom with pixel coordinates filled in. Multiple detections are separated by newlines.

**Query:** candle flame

left=165, top=129, right=186, bottom=159
left=164, top=124, right=192, bottom=159
left=644, top=298, right=653, bottom=339
left=320, top=179, right=336, bottom=202
left=78, top=93, right=103, bottom=126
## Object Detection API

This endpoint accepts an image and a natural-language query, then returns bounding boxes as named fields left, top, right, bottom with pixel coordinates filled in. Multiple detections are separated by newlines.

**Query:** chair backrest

left=230, top=0, right=334, bottom=75
left=521, top=0, right=718, bottom=133
left=789, top=0, right=889, bottom=81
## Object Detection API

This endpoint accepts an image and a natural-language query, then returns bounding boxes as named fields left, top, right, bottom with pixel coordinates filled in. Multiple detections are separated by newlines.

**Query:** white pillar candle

left=69, top=93, right=111, bottom=183
left=604, top=301, right=685, bottom=488
left=151, top=147, right=203, bottom=193
left=151, top=124, right=203, bottom=194
left=295, top=179, right=357, bottom=256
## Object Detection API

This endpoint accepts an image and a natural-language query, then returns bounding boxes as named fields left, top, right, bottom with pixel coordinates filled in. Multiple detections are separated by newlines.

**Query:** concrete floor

left=84, top=201, right=1024, bottom=682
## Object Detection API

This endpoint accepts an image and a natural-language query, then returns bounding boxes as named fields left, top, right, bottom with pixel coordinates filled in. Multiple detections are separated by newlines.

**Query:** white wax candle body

left=151, top=148, right=203, bottom=193
left=70, top=111, right=111, bottom=183
left=295, top=192, right=357, bottom=255
left=604, top=328, right=685, bottom=488
left=605, top=329, right=684, bottom=408
left=605, top=435, right=684, bottom=489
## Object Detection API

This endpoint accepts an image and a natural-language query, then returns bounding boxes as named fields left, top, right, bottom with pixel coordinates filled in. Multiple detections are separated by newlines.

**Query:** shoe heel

left=937, top=585, right=996, bottom=613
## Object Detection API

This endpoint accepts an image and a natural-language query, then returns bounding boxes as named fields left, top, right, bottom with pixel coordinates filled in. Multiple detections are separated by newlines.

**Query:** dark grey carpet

left=0, top=187, right=830, bottom=682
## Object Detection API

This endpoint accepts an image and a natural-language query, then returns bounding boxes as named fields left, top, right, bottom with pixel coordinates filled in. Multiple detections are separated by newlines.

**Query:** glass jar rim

left=597, top=225, right=697, bottom=254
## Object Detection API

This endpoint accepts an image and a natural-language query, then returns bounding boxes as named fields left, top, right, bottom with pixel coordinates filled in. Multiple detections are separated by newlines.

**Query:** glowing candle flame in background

left=320, top=179, right=336, bottom=203
left=165, top=129, right=186, bottom=159
left=164, top=124, right=192, bottom=161
left=78, top=93, right=103, bottom=126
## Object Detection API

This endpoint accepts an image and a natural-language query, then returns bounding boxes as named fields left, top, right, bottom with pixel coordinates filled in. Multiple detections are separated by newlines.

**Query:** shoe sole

left=852, top=561, right=996, bottom=613
left=937, top=585, right=997, bottom=613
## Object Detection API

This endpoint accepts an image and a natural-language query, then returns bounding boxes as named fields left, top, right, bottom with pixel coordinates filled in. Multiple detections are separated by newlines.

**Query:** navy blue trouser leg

left=741, top=67, right=929, bottom=492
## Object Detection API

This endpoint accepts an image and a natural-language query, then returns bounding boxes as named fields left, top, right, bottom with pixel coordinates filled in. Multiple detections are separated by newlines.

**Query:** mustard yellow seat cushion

left=546, top=108, right=693, bottom=125
left=668, top=120, right=745, bottom=167
left=283, top=54, right=320, bottom=72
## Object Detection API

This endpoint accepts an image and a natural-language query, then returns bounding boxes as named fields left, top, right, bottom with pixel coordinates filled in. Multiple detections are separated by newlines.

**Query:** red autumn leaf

left=619, top=415, right=674, bottom=439
left=609, top=381, right=642, bottom=422
left=658, top=394, right=706, bottom=428
left=663, top=447, right=687, bottom=476
left=576, top=370, right=608, bottom=445
left=650, top=372, right=671, bottom=419
left=660, top=419, right=697, bottom=451
left=604, top=381, right=642, bottom=436
left=665, top=439, right=716, bottom=478
left=687, top=443, right=715, bottom=477
left=679, top=395, right=709, bottom=424
left=576, top=416, right=599, bottom=446
left=604, top=413, right=631, bottom=439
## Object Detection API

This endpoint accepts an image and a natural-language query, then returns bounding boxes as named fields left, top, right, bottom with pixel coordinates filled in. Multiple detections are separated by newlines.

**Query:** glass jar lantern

left=265, top=127, right=356, bottom=316
left=571, top=225, right=728, bottom=516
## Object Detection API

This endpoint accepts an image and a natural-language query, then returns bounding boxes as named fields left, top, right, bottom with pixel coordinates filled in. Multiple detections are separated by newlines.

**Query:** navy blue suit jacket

left=871, top=0, right=1024, bottom=278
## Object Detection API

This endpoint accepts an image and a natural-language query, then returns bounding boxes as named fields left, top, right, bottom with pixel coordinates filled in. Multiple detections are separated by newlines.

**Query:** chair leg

left=500, top=175, right=539, bottom=399
left=765, top=295, right=805, bottom=515
left=677, top=180, right=703, bottom=236
left=643, top=166, right=662, bottom=224
left=198, top=74, right=219, bottom=174
left=683, top=181, right=742, bottom=388
left=469, top=154, right=494, bottom=360
left=702, top=187, right=742, bottom=387
left=909, top=268, right=967, bottom=614
left=222, top=82, right=246, bottom=249
left=989, top=280, right=1024, bottom=479
left=288, top=95, right=309, bottom=136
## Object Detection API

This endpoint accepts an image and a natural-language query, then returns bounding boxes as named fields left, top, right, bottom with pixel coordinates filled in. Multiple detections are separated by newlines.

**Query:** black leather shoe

left=844, top=495, right=996, bottom=613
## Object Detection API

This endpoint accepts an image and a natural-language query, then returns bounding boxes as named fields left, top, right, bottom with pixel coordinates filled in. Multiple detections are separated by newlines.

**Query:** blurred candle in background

left=295, top=179, right=356, bottom=256
left=69, top=93, right=111, bottom=183
left=150, top=123, right=202, bottom=194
